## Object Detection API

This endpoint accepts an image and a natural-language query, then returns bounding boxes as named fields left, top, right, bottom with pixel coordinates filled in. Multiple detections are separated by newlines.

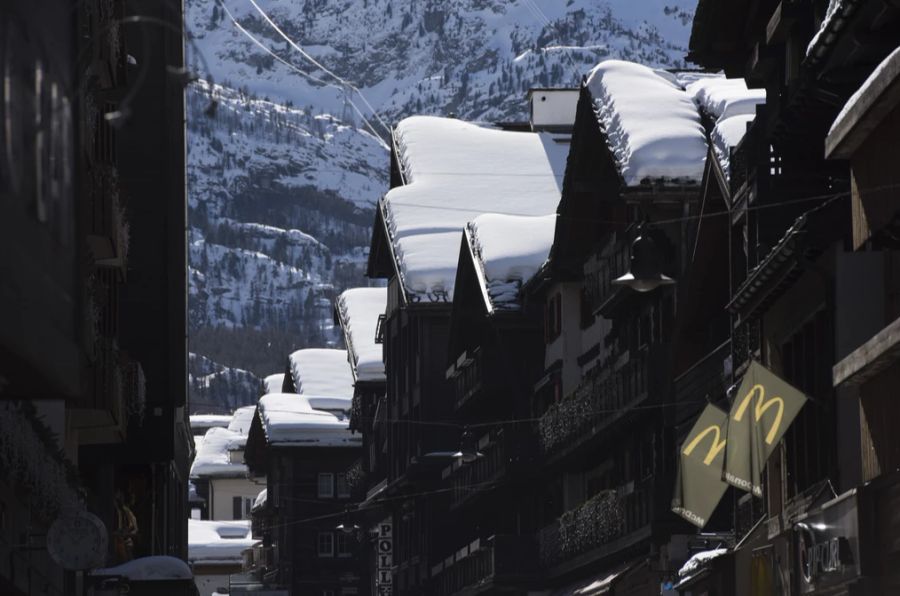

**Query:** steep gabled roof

left=372, top=116, right=566, bottom=302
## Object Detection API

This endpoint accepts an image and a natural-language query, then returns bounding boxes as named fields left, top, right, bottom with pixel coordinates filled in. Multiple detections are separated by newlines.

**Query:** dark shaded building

left=0, top=0, right=189, bottom=592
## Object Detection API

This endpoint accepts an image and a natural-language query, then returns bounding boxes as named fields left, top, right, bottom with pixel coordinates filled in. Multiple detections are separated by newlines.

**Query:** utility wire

left=243, top=0, right=394, bottom=138
left=215, top=0, right=389, bottom=148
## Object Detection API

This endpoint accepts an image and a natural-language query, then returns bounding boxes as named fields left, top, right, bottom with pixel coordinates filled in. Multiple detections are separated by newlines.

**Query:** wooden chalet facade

left=685, top=0, right=900, bottom=594
left=0, top=0, right=190, bottom=593
left=246, top=394, right=365, bottom=596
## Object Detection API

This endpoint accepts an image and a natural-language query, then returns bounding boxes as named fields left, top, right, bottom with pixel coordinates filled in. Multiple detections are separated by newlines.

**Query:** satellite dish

left=47, top=510, right=109, bottom=570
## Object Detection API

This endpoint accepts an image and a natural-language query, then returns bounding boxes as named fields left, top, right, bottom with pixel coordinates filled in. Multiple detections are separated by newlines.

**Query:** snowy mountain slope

left=185, top=0, right=697, bottom=410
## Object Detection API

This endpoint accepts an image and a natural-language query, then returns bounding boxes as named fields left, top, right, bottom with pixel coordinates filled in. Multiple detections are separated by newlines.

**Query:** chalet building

left=333, top=287, right=388, bottom=596
left=190, top=425, right=266, bottom=522
left=510, top=60, right=724, bottom=595
left=0, top=0, right=189, bottom=593
left=364, top=111, right=570, bottom=596
left=245, top=393, right=363, bottom=595
left=684, top=0, right=900, bottom=593
left=245, top=347, right=363, bottom=596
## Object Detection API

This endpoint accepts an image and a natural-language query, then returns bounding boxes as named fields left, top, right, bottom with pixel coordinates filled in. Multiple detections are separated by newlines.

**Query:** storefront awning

left=551, top=559, right=639, bottom=596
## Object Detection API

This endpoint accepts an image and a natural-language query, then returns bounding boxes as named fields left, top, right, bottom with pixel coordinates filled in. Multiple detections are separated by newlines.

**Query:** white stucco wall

left=209, top=476, right=266, bottom=521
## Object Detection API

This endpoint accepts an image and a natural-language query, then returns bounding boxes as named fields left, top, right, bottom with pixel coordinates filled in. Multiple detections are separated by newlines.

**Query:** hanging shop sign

left=672, top=404, right=730, bottom=528
left=724, top=361, right=807, bottom=497
left=672, top=362, right=808, bottom=528
left=375, top=518, right=393, bottom=596
left=794, top=491, right=862, bottom=594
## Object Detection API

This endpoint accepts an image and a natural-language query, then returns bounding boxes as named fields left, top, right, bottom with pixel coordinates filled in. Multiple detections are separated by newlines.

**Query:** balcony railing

left=538, top=349, right=651, bottom=454
left=346, top=458, right=367, bottom=499
left=450, top=348, right=483, bottom=410
left=431, top=535, right=535, bottom=596
left=584, top=232, right=631, bottom=315
left=537, top=482, right=652, bottom=569
left=444, top=429, right=537, bottom=509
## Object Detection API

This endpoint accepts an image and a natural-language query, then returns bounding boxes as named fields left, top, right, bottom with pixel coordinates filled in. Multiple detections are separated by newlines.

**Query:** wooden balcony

left=538, top=347, right=658, bottom=456
left=584, top=231, right=632, bottom=316
left=537, top=481, right=654, bottom=570
left=431, top=535, right=536, bottom=596
left=443, top=427, right=537, bottom=510
left=449, top=347, right=484, bottom=410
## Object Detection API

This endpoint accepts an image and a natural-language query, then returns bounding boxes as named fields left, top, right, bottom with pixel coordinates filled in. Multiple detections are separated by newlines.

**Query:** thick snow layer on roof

left=288, top=349, right=354, bottom=398
left=685, top=77, right=765, bottom=181
left=306, top=396, right=352, bottom=412
left=829, top=46, right=900, bottom=138
left=227, top=405, right=257, bottom=434
left=95, top=556, right=193, bottom=581
left=384, top=116, right=566, bottom=300
left=263, top=373, right=285, bottom=394
left=188, top=519, right=256, bottom=564
left=586, top=60, right=708, bottom=186
left=190, top=415, right=233, bottom=431
left=678, top=548, right=728, bottom=579
left=467, top=213, right=556, bottom=310
left=257, top=393, right=360, bottom=447
left=190, top=427, right=247, bottom=478
left=336, top=288, right=386, bottom=382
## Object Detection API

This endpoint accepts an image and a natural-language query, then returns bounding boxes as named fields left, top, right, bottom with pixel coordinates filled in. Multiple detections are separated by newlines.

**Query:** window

left=232, top=496, right=242, bottom=520
left=336, top=473, right=350, bottom=498
left=317, top=532, right=334, bottom=557
left=336, top=532, right=352, bottom=557
left=244, top=497, right=253, bottom=518
left=317, top=473, right=334, bottom=498
left=544, top=292, right=562, bottom=342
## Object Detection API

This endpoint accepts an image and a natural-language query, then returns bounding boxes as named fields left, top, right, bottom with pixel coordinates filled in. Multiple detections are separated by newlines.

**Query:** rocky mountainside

left=185, top=0, right=697, bottom=412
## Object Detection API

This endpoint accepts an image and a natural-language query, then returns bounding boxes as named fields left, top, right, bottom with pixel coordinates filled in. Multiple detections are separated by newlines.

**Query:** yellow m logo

left=733, top=384, right=784, bottom=445
left=682, top=424, right=727, bottom=465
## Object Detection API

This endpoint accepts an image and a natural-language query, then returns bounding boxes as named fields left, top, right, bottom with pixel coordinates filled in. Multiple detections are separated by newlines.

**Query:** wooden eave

left=825, top=47, right=900, bottom=159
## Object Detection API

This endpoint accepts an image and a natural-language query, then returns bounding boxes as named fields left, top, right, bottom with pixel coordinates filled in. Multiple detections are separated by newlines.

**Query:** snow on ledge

left=383, top=116, right=566, bottom=301
left=828, top=46, right=900, bottom=145
left=288, top=348, right=355, bottom=398
left=253, top=488, right=267, bottom=510
left=189, top=414, right=233, bottom=432
left=336, top=288, right=387, bottom=382
left=586, top=60, right=708, bottom=187
left=678, top=548, right=728, bottom=580
left=257, top=393, right=360, bottom=447
left=467, top=213, right=556, bottom=311
left=94, top=556, right=193, bottom=581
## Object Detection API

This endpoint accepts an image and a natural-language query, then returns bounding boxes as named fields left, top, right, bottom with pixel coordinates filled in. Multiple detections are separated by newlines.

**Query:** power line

left=243, top=0, right=394, bottom=138
left=214, top=0, right=389, bottom=149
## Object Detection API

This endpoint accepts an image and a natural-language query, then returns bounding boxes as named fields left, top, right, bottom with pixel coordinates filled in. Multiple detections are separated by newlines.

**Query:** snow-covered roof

left=685, top=76, right=765, bottom=181
left=188, top=519, right=257, bottom=565
left=257, top=393, right=360, bottom=447
left=466, top=213, right=557, bottom=311
left=288, top=348, right=355, bottom=398
left=336, top=288, right=387, bottom=382
left=190, top=414, right=233, bottom=432
left=585, top=60, right=708, bottom=186
left=263, top=373, right=285, bottom=394
left=190, top=427, right=247, bottom=478
left=383, top=116, right=567, bottom=300
left=677, top=548, right=728, bottom=580
left=227, top=405, right=257, bottom=435
left=827, top=46, right=900, bottom=157
left=94, top=556, right=193, bottom=581
left=252, top=488, right=267, bottom=511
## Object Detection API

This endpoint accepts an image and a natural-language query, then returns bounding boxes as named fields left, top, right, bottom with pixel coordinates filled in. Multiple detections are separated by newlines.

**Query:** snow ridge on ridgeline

left=185, top=0, right=696, bottom=410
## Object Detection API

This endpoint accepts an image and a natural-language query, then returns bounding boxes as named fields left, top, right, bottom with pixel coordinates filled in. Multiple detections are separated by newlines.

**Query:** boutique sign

left=794, top=491, right=862, bottom=594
